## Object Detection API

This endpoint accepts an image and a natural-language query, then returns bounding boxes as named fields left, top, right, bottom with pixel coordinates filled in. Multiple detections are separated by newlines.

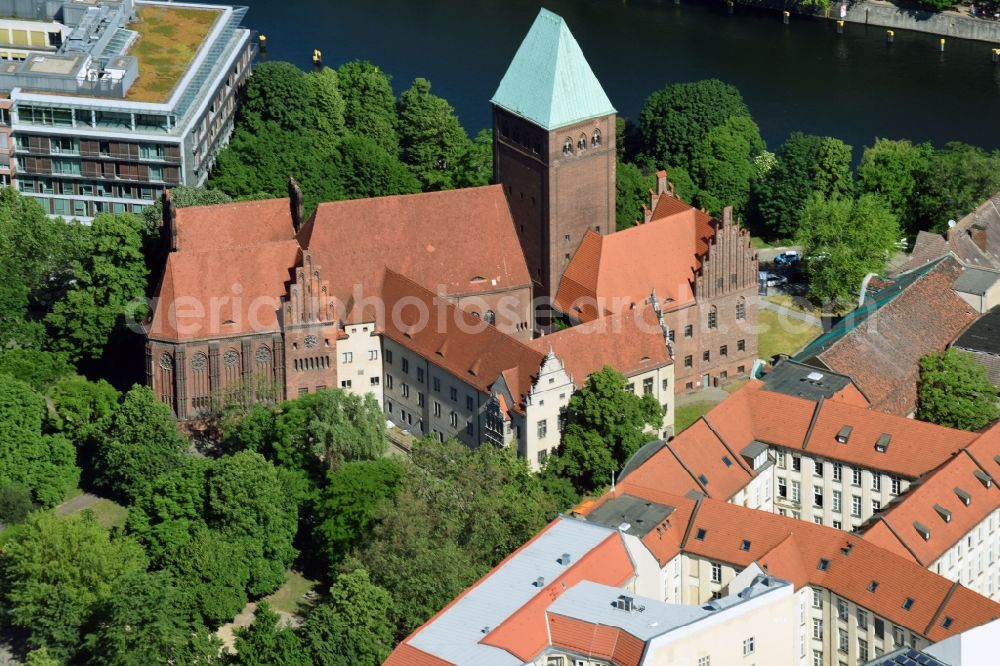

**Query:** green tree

left=916, top=348, right=999, bottom=430
left=93, top=384, right=188, bottom=503
left=46, top=375, right=121, bottom=445
left=238, top=61, right=311, bottom=134
left=23, top=648, right=59, bottom=666
left=228, top=601, right=308, bottom=666
left=917, top=142, right=1000, bottom=233
left=0, top=348, right=74, bottom=392
left=313, top=459, right=406, bottom=570
left=796, top=193, right=899, bottom=305
left=397, top=78, right=470, bottom=190
left=329, top=134, right=420, bottom=201
left=638, top=79, right=751, bottom=171
left=755, top=133, right=854, bottom=239
left=554, top=366, right=662, bottom=491
left=0, top=374, right=79, bottom=506
left=0, top=512, right=147, bottom=661
left=45, top=213, right=149, bottom=361
left=272, top=388, right=388, bottom=483
left=337, top=60, right=400, bottom=154
left=0, top=187, right=78, bottom=299
left=616, top=161, right=654, bottom=229
left=858, top=138, right=932, bottom=234
left=453, top=128, right=493, bottom=188
left=691, top=115, right=765, bottom=216
left=306, top=66, right=347, bottom=148
left=0, top=483, right=34, bottom=524
left=219, top=403, right=277, bottom=454
left=299, top=569, right=394, bottom=666
left=84, top=570, right=221, bottom=665
left=206, top=451, right=300, bottom=595
left=0, top=258, right=43, bottom=347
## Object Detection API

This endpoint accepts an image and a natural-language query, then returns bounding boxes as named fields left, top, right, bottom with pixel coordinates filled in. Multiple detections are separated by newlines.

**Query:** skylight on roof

left=817, top=558, right=830, bottom=571
left=695, top=528, right=707, bottom=540
left=902, top=597, right=914, bottom=610
left=942, top=616, right=953, bottom=629
left=722, top=455, right=733, bottom=468
left=740, top=539, right=751, bottom=551
left=868, top=580, right=879, bottom=592
left=698, top=474, right=709, bottom=486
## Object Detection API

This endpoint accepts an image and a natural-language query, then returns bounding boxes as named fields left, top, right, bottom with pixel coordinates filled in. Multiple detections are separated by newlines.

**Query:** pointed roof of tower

left=491, top=8, right=615, bottom=130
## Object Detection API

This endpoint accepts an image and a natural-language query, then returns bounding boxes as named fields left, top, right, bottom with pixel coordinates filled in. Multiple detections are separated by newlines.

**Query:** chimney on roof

left=288, top=176, right=304, bottom=232
left=656, top=170, right=667, bottom=195
left=642, top=202, right=652, bottom=224
left=722, top=206, right=733, bottom=227
left=162, top=189, right=177, bottom=252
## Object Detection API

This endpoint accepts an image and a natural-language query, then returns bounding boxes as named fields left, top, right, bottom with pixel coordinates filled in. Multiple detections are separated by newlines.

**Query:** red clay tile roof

left=862, top=421, right=1000, bottom=567
left=813, top=256, right=979, bottom=416
left=893, top=231, right=950, bottom=276
left=299, top=186, right=530, bottom=320
left=554, top=192, right=716, bottom=321
left=149, top=241, right=300, bottom=342
left=382, top=643, right=455, bottom=666
left=546, top=615, right=645, bottom=666
left=379, top=269, right=545, bottom=413
left=525, top=304, right=672, bottom=386
left=173, top=197, right=294, bottom=251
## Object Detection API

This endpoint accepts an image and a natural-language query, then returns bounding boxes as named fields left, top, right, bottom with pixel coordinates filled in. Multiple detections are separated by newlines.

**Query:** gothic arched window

left=577, top=133, right=587, bottom=151
left=591, top=129, right=602, bottom=147
left=563, top=138, right=573, bottom=155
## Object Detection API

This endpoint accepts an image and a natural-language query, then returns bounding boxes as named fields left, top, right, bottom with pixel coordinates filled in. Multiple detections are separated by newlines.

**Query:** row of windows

left=561, top=130, right=602, bottom=155
left=778, top=453, right=902, bottom=493
left=682, top=340, right=747, bottom=368
left=18, top=177, right=163, bottom=201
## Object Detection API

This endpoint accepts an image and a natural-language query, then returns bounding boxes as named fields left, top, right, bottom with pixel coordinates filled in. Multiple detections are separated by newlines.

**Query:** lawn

left=750, top=236, right=772, bottom=250
left=65, top=498, right=129, bottom=531
left=264, top=570, right=317, bottom=615
left=757, top=308, right=822, bottom=361
left=126, top=5, right=221, bottom=102
left=675, top=401, right=718, bottom=433
left=765, top=294, right=819, bottom=316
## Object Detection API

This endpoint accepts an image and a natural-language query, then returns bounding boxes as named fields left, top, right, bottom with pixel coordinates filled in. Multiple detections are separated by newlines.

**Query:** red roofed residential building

left=554, top=173, right=759, bottom=394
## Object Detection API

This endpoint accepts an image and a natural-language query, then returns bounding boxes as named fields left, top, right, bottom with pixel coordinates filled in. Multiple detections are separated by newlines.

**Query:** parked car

left=763, top=272, right=788, bottom=287
left=774, top=251, right=800, bottom=266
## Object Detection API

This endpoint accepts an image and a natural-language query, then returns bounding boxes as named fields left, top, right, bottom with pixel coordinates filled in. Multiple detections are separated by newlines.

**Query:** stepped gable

left=524, top=303, right=671, bottom=386
left=491, top=8, right=615, bottom=130
left=297, top=186, right=530, bottom=319
left=378, top=269, right=544, bottom=413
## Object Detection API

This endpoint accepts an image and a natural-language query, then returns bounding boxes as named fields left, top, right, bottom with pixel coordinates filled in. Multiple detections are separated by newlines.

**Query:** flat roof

left=586, top=495, right=675, bottom=537
left=953, top=267, right=1000, bottom=296
left=124, top=3, right=221, bottom=103
left=762, top=359, right=855, bottom=401
left=953, top=307, right=1000, bottom=355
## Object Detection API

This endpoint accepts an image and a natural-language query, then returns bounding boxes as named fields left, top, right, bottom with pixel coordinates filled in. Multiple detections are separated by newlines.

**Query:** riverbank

left=838, top=1, right=1000, bottom=44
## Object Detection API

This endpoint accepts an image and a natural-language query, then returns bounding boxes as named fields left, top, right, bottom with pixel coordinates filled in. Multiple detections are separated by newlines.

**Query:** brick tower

left=491, top=9, right=616, bottom=319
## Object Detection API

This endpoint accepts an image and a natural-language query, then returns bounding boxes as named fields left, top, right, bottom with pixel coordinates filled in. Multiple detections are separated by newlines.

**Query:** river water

left=205, top=0, right=1000, bottom=156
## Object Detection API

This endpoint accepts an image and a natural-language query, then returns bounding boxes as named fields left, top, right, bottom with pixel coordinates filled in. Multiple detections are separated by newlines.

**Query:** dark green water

left=208, top=0, right=1000, bottom=155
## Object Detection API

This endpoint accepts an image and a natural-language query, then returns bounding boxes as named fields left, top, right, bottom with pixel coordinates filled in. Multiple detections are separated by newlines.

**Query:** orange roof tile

left=382, top=643, right=455, bottom=666
left=379, top=269, right=545, bottom=412
left=149, top=241, right=300, bottom=342
left=547, top=615, right=645, bottom=666
left=554, top=193, right=715, bottom=321
left=299, top=186, right=530, bottom=319
left=525, top=304, right=671, bottom=386
left=173, top=197, right=294, bottom=251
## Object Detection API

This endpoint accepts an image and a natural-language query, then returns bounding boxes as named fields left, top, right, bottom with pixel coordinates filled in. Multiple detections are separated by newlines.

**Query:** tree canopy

left=917, top=348, right=999, bottom=431
left=691, top=114, right=765, bottom=217
left=916, top=142, right=1000, bottom=233
left=398, top=78, right=470, bottom=190
left=795, top=193, right=900, bottom=305
left=858, top=138, right=932, bottom=235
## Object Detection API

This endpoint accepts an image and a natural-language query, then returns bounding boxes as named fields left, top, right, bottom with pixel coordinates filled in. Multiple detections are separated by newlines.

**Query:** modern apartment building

left=2, top=0, right=253, bottom=219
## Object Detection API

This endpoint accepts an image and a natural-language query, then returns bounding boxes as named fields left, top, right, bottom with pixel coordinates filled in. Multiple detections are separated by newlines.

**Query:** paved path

left=54, top=492, right=99, bottom=516
left=675, top=386, right=729, bottom=407
left=761, top=299, right=823, bottom=328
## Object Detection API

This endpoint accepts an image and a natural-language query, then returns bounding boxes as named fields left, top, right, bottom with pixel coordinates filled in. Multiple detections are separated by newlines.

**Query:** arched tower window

left=157, top=352, right=175, bottom=412
left=577, top=133, right=587, bottom=151
left=563, top=138, right=573, bottom=155
left=485, top=310, right=496, bottom=326
left=191, top=352, right=209, bottom=413
left=736, top=297, right=747, bottom=321
left=591, top=129, right=602, bottom=147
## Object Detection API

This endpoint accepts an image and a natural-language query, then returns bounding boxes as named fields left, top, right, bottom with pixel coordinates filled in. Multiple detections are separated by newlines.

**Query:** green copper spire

left=491, top=8, right=616, bottom=131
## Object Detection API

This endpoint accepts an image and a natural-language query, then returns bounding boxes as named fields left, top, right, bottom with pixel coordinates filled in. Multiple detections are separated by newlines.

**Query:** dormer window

left=836, top=426, right=853, bottom=444
left=934, top=504, right=952, bottom=522
left=875, top=434, right=891, bottom=453
left=955, top=487, right=972, bottom=506
left=973, top=469, right=992, bottom=488
left=914, top=522, right=931, bottom=541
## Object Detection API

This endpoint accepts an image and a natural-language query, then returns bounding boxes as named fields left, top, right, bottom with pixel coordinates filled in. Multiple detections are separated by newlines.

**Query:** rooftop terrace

left=124, top=3, right=220, bottom=102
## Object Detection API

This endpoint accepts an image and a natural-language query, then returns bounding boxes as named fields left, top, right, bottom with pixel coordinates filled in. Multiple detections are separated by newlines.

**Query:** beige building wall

left=772, top=449, right=910, bottom=532
left=335, top=321, right=382, bottom=403
left=624, top=362, right=675, bottom=439
left=521, top=352, right=574, bottom=470
left=955, top=276, right=1000, bottom=313
left=930, top=508, right=1000, bottom=601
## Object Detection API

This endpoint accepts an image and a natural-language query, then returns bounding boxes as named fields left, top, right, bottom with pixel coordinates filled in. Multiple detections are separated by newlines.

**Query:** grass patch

left=765, top=294, right=819, bottom=316
left=126, top=5, right=220, bottom=102
left=675, top=401, right=718, bottom=433
left=758, top=309, right=822, bottom=361
left=264, top=571, right=317, bottom=615
left=751, top=236, right=772, bottom=250
left=722, top=378, right=749, bottom=394
left=65, top=498, right=128, bottom=531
